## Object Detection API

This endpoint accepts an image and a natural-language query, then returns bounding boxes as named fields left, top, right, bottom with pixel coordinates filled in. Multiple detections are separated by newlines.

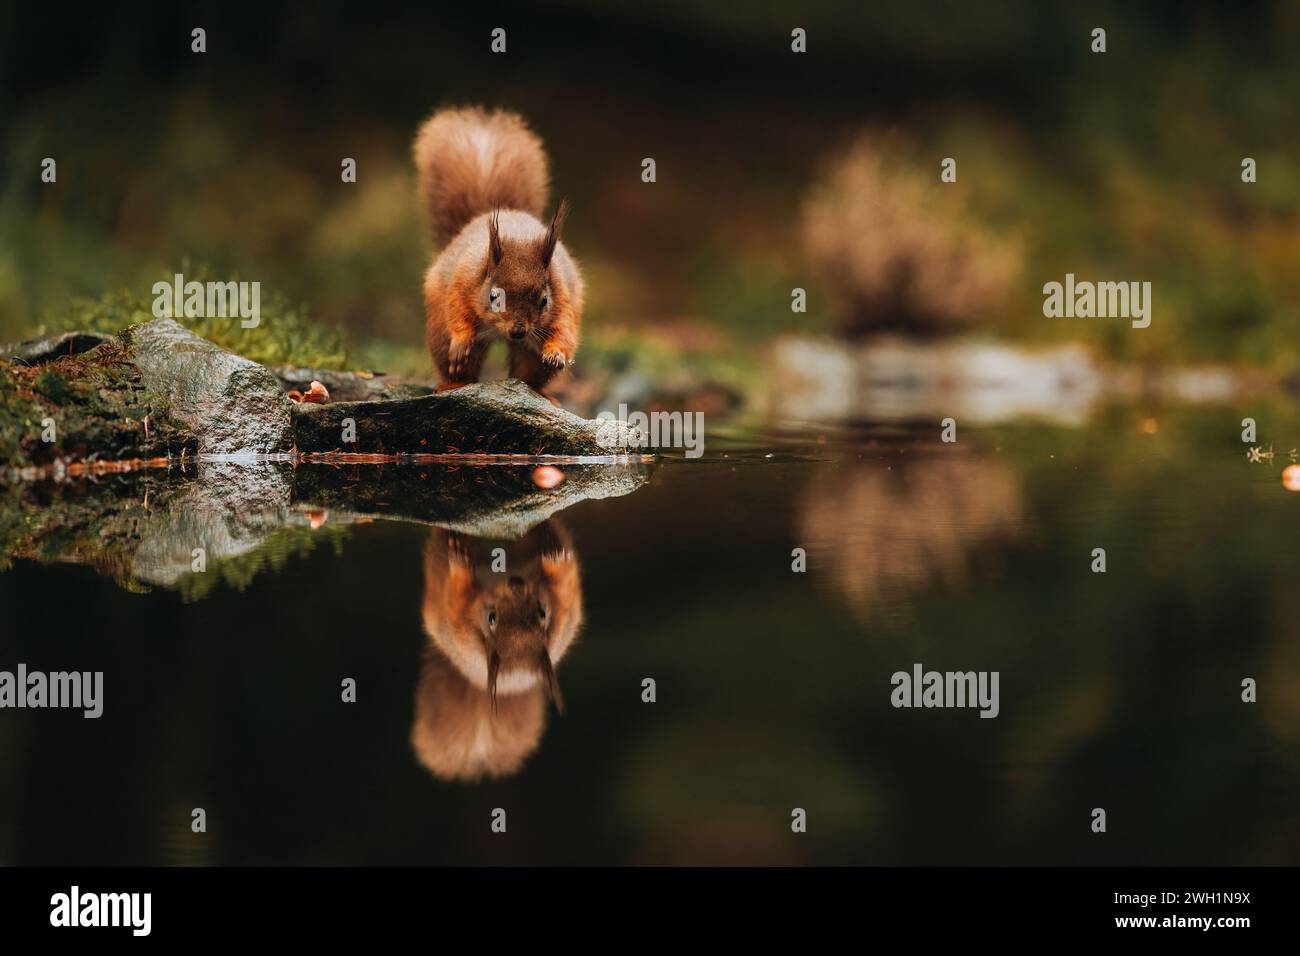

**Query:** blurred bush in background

left=1, top=0, right=1298, bottom=372
left=802, top=133, right=1022, bottom=336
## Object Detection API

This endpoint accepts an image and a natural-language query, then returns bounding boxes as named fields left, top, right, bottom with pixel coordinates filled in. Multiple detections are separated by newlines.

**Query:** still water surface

left=2, top=409, right=1298, bottom=864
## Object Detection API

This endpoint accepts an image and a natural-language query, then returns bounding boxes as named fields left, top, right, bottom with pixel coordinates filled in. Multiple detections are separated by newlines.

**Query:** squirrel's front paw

left=541, top=348, right=572, bottom=368
left=447, top=339, right=473, bottom=378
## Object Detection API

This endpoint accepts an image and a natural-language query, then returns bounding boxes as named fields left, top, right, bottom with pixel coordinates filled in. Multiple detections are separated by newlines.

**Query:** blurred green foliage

left=30, top=266, right=350, bottom=370
left=2, top=2, right=1298, bottom=369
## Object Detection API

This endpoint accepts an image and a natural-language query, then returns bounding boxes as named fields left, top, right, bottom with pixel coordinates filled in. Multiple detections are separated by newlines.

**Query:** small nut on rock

left=300, top=380, right=331, bottom=405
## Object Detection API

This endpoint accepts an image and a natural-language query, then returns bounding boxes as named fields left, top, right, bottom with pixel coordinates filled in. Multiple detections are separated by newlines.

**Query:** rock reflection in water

left=799, top=452, right=1024, bottom=620
left=412, top=519, right=583, bottom=782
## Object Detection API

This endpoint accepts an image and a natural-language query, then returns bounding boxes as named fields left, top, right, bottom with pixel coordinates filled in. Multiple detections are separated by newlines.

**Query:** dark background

left=2, top=0, right=1298, bottom=365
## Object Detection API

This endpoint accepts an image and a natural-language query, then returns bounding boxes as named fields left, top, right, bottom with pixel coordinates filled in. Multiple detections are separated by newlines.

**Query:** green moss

left=0, top=346, right=194, bottom=469
left=33, top=369, right=76, bottom=405
left=37, top=264, right=350, bottom=370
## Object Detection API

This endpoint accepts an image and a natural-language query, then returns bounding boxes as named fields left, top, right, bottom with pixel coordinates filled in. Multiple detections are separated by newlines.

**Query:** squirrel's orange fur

left=414, top=522, right=583, bottom=781
left=413, top=106, right=584, bottom=394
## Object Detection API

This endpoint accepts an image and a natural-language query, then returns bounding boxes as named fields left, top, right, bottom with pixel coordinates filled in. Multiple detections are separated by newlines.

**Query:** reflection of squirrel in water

left=413, top=520, right=583, bottom=782
left=414, top=107, right=584, bottom=395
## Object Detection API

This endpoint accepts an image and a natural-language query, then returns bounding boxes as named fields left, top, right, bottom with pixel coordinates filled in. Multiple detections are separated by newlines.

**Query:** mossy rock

left=3, top=320, right=646, bottom=471
left=0, top=342, right=195, bottom=470
left=0, top=456, right=649, bottom=591
left=1, top=331, right=113, bottom=365
left=271, top=366, right=435, bottom=403
left=292, top=379, right=643, bottom=457
left=123, top=319, right=294, bottom=456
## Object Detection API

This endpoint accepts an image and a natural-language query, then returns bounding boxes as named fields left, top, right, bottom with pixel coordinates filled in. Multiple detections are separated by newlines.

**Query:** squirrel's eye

left=489, top=289, right=500, bottom=301
left=539, top=294, right=549, bottom=309
left=487, top=609, right=498, bottom=630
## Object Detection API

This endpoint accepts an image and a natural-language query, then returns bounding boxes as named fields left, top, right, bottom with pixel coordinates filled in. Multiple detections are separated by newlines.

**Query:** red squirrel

left=413, top=106, right=583, bottom=394
left=414, top=520, right=583, bottom=781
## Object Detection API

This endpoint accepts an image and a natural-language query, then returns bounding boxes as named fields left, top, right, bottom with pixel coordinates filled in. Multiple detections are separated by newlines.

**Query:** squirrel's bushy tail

left=413, top=106, right=550, bottom=241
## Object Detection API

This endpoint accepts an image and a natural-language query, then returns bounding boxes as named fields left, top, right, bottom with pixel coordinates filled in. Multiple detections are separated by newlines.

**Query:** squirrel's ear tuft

left=488, top=209, right=504, bottom=265
left=540, top=199, right=569, bottom=268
